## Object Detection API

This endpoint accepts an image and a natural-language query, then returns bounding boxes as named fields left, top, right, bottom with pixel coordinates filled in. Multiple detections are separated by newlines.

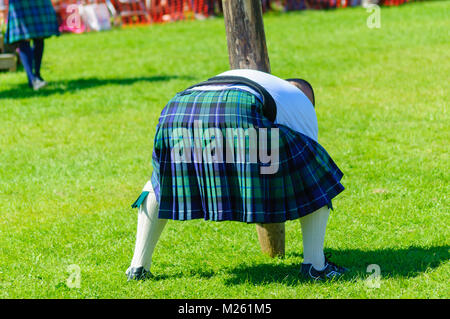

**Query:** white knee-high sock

left=300, top=205, right=330, bottom=270
left=129, top=188, right=167, bottom=271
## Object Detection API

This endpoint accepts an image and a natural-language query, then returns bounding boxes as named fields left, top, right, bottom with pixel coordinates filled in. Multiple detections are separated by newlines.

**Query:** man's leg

left=32, top=38, right=45, bottom=81
left=300, top=205, right=329, bottom=270
left=300, top=205, right=348, bottom=280
left=127, top=185, right=167, bottom=280
left=18, top=41, right=35, bottom=87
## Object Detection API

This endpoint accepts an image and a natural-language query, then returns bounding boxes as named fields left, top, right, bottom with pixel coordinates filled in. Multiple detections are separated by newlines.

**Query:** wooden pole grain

left=222, top=0, right=285, bottom=258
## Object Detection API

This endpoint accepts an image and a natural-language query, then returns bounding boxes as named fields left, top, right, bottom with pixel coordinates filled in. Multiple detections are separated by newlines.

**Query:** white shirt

left=189, top=69, right=318, bottom=142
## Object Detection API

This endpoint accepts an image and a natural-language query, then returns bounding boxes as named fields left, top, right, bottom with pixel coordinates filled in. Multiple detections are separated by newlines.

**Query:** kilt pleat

left=5, top=0, right=59, bottom=44
left=150, top=89, right=344, bottom=223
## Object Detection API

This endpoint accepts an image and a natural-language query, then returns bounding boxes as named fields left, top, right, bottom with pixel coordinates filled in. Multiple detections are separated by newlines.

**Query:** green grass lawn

left=0, top=1, right=449, bottom=298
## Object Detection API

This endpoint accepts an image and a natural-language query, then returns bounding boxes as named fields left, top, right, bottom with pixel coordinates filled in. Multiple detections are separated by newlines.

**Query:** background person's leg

left=32, top=38, right=45, bottom=81
left=300, top=205, right=330, bottom=270
left=129, top=188, right=167, bottom=273
left=18, top=41, right=35, bottom=87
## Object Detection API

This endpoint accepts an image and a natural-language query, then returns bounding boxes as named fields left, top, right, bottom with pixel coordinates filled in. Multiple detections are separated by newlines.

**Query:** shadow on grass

left=152, top=269, right=216, bottom=281
left=0, top=74, right=195, bottom=99
left=223, top=245, right=449, bottom=286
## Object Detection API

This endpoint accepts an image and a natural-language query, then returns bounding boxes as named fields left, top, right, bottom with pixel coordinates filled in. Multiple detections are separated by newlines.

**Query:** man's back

left=190, top=69, right=318, bottom=141
left=150, top=75, right=343, bottom=223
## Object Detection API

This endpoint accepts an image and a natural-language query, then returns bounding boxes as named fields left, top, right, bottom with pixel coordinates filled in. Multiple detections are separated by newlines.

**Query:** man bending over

left=126, top=69, right=347, bottom=281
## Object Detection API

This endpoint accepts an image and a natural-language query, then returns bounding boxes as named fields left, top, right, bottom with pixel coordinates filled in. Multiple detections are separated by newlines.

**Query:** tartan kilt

left=4, top=0, right=59, bottom=44
left=149, top=89, right=344, bottom=223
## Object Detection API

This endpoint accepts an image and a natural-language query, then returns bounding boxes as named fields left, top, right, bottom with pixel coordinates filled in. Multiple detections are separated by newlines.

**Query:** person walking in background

left=4, top=0, right=59, bottom=91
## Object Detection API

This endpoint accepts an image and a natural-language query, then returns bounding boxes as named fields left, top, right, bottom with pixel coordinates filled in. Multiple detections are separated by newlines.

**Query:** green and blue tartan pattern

left=5, top=0, right=59, bottom=44
left=147, top=89, right=344, bottom=223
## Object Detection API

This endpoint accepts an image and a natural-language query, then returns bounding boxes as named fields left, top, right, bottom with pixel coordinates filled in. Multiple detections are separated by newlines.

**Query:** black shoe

left=126, top=266, right=154, bottom=281
left=300, top=253, right=348, bottom=281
